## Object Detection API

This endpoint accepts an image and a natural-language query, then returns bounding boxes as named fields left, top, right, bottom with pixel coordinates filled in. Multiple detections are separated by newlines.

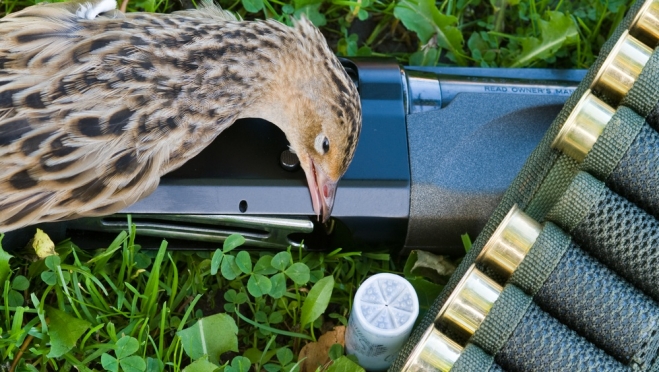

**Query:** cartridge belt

left=393, top=0, right=659, bottom=371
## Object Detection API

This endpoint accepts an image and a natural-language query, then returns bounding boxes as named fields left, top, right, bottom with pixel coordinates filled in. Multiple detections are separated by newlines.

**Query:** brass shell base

left=591, top=31, right=652, bottom=105
left=476, top=205, right=542, bottom=278
left=437, top=265, right=502, bottom=336
left=631, top=0, right=659, bottom=47
left=552, top=90, right=615, bottom=162
left=402, top=327, right=463, bottom=372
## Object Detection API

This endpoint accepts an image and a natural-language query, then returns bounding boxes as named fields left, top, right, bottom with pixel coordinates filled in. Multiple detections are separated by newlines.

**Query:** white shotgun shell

left=345, top=273, right=419, bottom=371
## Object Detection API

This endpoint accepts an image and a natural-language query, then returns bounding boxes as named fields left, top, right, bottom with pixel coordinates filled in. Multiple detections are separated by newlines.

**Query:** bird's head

left=288, top=81, right=361, bottom=223
left=245, top=18, right=362, bottom=223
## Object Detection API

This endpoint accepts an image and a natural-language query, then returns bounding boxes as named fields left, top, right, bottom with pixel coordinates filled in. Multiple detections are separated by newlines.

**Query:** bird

left=0, top=0, right=362, bottom=233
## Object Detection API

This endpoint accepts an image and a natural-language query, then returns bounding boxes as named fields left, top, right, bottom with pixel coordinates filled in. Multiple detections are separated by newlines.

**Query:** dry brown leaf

left=411, top=250, right=456, bottom=277
left=298, top=326, right=346, bottom=372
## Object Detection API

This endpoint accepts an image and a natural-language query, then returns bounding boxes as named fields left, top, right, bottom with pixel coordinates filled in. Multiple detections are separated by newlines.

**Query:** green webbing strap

left=581, top=106, right=646, bottom=180
left=546, top=172, right=605, bottom=231
left=471, top=285, right=533, bottom=356
left=525, top=155, right=579, bottom=219
left=651, top=358, right=659, bottom=372
left=621, top=47, right=659, bottom=118
left=509, top=222, right=570, bottom=296
left=450, top=344, right=500, bottom=372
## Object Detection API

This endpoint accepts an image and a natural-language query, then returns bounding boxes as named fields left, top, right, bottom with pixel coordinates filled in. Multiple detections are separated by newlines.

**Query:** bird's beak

left=305, top=159, right=337, bottom=223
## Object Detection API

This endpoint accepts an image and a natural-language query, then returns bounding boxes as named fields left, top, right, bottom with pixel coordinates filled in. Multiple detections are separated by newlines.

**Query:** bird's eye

left=322, top=137, right=330, bottom=153
left=315, top=134, right=330, bottom=155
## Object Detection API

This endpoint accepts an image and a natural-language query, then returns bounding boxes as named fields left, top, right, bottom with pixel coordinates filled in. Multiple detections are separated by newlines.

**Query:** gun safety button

left=280, top=149, right=300, bottom=171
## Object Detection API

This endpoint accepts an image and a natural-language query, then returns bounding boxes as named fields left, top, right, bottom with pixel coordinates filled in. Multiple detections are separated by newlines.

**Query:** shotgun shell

left=437, top=265, right=502, bottom=336
left=551, top=90, right=615, bottom=162
left=402, top=327, right=463, bottom=372
left=631, top=0, right=659, bottom=47
left=476, top=205, right=542, bottom=278
left=591, top=31, right=652, bottom=105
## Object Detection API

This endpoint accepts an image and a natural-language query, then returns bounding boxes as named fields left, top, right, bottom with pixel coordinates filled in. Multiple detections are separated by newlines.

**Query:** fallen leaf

left=30, top=229, right=57, bottom=259
left=298, top=326, right=346, bottom=372
left=411, top=250, right=456, bottom=277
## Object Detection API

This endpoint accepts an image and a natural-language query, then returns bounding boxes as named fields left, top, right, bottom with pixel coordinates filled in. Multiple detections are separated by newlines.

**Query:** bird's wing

left=0, top=6, right=201, bottom=231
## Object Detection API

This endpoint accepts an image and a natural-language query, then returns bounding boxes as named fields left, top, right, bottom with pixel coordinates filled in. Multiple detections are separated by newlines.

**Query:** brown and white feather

left=0, top=2, right=361, bottom=232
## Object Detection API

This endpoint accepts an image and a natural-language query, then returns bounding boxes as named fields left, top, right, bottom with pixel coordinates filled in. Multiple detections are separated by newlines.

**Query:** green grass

left=0, top=219, right=455, bottom=371
left=2, top=0, right=630, bottom=68
left=2, top=225, right=441, bottom=372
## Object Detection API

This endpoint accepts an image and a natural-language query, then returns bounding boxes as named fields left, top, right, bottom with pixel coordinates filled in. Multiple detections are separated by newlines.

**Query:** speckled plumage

left=0, top=0, right=361, bottom=232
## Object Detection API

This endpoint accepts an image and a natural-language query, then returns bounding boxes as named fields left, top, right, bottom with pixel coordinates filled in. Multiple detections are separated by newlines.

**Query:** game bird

left=0, top=0, right=362, bottom=233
